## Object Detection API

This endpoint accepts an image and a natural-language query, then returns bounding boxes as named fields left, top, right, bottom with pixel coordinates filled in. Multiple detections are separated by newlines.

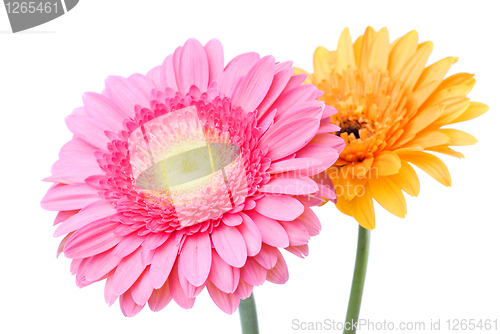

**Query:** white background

left=1, top=1, right=499, bottom=333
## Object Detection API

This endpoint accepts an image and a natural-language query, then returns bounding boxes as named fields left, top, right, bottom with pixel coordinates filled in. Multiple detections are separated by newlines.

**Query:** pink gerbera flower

left=41, top=38, right=344, bottom=316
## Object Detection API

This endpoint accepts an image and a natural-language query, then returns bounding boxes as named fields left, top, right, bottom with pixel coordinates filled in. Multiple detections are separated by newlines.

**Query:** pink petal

left=222, top=213, right=243, bottom=227
left=315, top=183, right=337, bottom=203
left=82, top=92, right=127, bottom=130
left=295, top=144, right=340, bottom=175
left=150, top=233, right=179, bottom=289
left=56, top=233, right=72, bottom=258
left=65, top=113, right=109, bottom=150
left=286, top=244, right=309, bottom=258
left=253, top=243, right=278, bottom=270
left=257, top=68, right=294, bottom=118
left=58, top=137, right=96, bottom=156
left=54, top=200, right=115, bottom=237
left=146, top=65, right=162, bottom=90
left=206, top=281, right=240, bottom=315
left=269, top=84, right=318, bottom=120
left=257, top=108, right=276, bottom=138
left=233, top=278, right=253, bottom=300
left=204, top=39, right=224, bottom=84
left=128, top=73, right=156, bottom=98
left=85, top=249, right=122, bottom=281
left=131, top=267, right=154, bottom=305
left=54, top=210, right=79, bottom=226
left=141, top=247, right=156, bottom=267
left=142, top=232, right=169, bottom=250
left=236, top=213, right=262, bottom=256
left=179, top=232, right=211, bottom=287
left=104, top=273, right=118, bottom=306
left=41, top=183, right=101, bottom=211
left=209, top=250, right=240, bottom=294
left=111, top=233, right=144, bottom=260
left=323, top=105, right=338, bottom=118
left=172, top=46, right=182, bottom=90
left=70, top=258, right=83, bottom=275
left=160, top=54, right=177, bottom=90
left=119, top=289, right=145, bottom=317
left=47, top=150, right=104, bottom=184
left=297, top=206, right=322, bottom=236
left=219, top=52, right=260, bottom=96
left=273, top=100, right=324, bottom=124
left=258, top=177, right=318, bottom=196
left=254, top=194, right=304, bottom=221
left=178, top=38, right=209, bottom=94
left=244, top=211, right=289, bottom=248
left=266, top=250, right=289, bottom=284
left=274, top=61, right=293, bottom=72
left=113, top=248, right=147, bottom=296
left=63, top=219, right=122, bottom=259
left=259, top=117, right=319, bottom=161
left=240, top=258, right=267, bottom=286
left=279, top=220, right=310, bottom=246
left=268, top=158, right=322, bottom=175
left=229, top=55, right=275, bottom=113
left=148, top=278, right=172, bottom=312
left=243, top=199, right=256, bottom=211
left=103, top=75, right=149, bottom=117
left=211, top=224, right=247, bottom=268
left=177, top=262, right=206, bottom=298
left=280, top=74, right=307, bottom=95
left=169, top=262, right=195, bottom=309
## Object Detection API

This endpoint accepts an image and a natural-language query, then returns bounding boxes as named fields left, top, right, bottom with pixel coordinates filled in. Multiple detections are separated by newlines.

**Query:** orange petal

left=404, top=130, right=450, bottom=149
left=371, top=151, right=401, bottom=176
left=388, top=30, right=418, bottom=78
left=335, top=195, right=355, bottom=217
left=397, top=41, right=433, bottom=91
left=353, top=35, right=364, bottom=67
left=437, top=73, right=476, bottom=91
left=353, top=185, right=375, bottom=230
left=414, top=57, right=458, bottom=91
left=370, top=176, right=407, bottom=218
left=432, top=97, right=470, bottom=127
left=439, top=129, right=478, bottom=146
left=451, top=102, right=488, bottom=124
left=423, top=84, right=473, bottom=108
left=367, top=27, right=389, bottom=71
left=313, top=47, right=332, bottom=81
left=388, top=161, right=420, bottom=197
left=343, top=158, right=374, bottom=178
left=397, top=151, right=452, bottom=187
left=336, top=28, right=357, bottom=73
left=426, top=145, right=465, bottom=159
left=359, top=26, right=376, bottom=73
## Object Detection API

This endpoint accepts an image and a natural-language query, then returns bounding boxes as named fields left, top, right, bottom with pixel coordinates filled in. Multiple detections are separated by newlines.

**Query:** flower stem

left=343, top=225, right=371, bottom=334
left=239, top=293, right=259, bottom=334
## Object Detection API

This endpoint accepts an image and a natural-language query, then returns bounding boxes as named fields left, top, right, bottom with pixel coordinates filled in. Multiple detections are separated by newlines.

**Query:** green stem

left=239, top=292, right=259, bottom=334
left=343, top=225, right=371, bottom=334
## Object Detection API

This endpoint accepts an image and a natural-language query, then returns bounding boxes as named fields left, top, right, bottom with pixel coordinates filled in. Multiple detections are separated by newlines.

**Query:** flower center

left=128, top=106, right=246, bottom=227
left=99, top=90, right=270, bottom=234
left=338, top=119, right=362, bottom=139
left=315, top=68, right=409, bottom=163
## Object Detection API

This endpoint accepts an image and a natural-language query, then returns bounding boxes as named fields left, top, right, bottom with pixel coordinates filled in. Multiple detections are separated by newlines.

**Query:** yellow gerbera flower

left=296, top=27, right=488, bottom=229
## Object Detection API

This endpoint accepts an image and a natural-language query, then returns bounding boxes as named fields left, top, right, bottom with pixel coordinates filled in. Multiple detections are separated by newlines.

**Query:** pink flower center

left=96, top=89, right=271, bottom=236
